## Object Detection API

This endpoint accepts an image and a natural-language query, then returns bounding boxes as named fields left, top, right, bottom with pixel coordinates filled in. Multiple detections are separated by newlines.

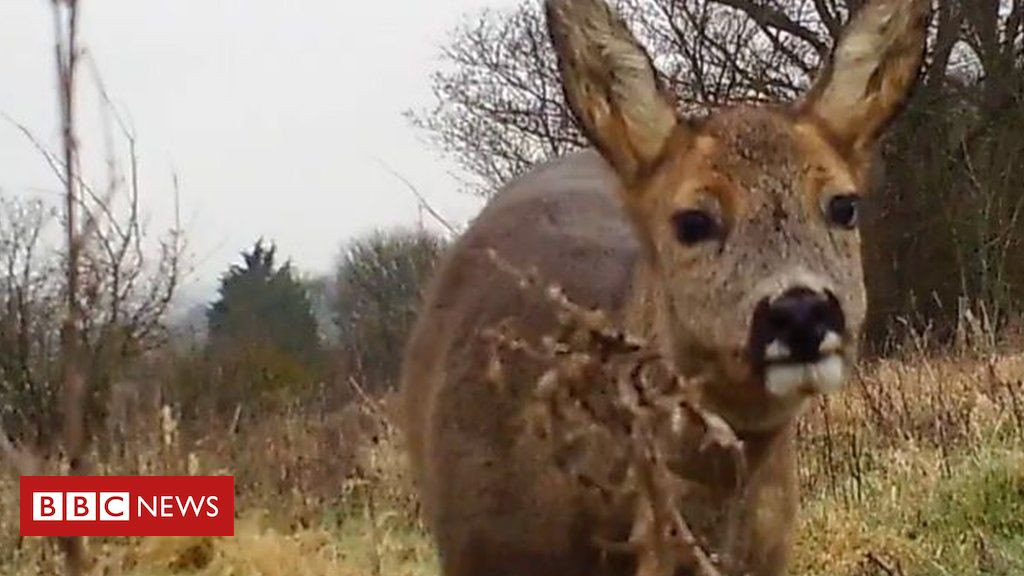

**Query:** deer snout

left=764, top=287, right=845, bottom=361
left=749, top=286, right=848, bottom=397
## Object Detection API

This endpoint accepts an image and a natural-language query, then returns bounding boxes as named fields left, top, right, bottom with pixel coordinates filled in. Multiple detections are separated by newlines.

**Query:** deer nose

left=750, top=287, right=846, bottom=365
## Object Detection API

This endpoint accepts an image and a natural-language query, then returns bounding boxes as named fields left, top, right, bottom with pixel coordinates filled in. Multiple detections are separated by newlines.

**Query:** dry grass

left=2, top=344, right=1022, bottom=576
left=2, top=511, right=434, bottom=576
left=790, top=344, right=1024, bottom=576
left=794, top=444, right=1024, bottom=576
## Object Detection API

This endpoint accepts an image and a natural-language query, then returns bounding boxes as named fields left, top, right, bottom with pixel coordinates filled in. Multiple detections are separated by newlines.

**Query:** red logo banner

left=20, top=476, right=234, bottom=536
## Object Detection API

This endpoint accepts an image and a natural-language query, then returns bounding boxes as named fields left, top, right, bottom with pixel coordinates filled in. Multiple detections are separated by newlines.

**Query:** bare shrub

left=333, top=229, right=446, bottom=392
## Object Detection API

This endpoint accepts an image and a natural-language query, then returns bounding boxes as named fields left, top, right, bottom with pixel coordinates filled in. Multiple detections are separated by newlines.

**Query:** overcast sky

left=0, top=1, right=514, bottom=305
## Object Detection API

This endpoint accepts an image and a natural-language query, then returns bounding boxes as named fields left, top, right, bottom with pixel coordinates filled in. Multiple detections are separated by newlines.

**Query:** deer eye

left=671, top=209, right=720, bottom=245
left=826, top=194, right=859, bottom=229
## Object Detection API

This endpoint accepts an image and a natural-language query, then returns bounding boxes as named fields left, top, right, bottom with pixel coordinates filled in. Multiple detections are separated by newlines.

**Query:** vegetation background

left=1, top=0, right=1022, bottom=575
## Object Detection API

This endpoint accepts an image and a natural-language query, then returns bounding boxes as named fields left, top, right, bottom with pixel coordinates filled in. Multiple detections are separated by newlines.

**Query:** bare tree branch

left=372, top=158, right=459, bottom=236
left=713, top=0, right=828, bottom=58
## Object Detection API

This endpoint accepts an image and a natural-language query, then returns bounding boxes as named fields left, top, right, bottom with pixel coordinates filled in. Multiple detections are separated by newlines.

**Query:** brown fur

left=402, top=1, right=929, bottom=574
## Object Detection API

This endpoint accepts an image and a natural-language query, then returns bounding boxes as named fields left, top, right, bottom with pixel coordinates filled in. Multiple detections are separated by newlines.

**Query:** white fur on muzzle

left=763, top=331, right=847, bottom=397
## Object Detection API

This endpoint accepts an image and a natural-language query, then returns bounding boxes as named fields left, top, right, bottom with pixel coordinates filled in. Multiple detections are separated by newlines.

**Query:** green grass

left=794, top=442, right=1024, bottom=576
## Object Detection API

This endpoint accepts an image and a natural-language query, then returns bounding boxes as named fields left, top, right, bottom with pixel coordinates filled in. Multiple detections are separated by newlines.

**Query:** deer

left=401, top=0, right=929, bottom=574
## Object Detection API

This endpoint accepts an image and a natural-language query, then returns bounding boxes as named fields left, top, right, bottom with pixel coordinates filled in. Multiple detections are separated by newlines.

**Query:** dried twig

left=52, top=1, right=90, bottom=573
left=865, top=551, right=905, bottom=576
left=348, top=376, right=395, bottom=433
left=373, top=158, right=459, bottom=236
left=483, top=249, right=745, bottom=576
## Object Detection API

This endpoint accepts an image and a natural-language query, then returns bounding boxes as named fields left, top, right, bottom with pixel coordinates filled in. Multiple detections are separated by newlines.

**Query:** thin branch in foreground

left=53, top=0, right=89, bottom=573
left=482, top=249, right=745, bottom=576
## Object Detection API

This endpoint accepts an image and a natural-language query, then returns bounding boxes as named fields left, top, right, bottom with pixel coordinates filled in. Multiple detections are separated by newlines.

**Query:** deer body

left=403, top=1, right=929, bottom=574
left=404, top=148, right=800, bottom=576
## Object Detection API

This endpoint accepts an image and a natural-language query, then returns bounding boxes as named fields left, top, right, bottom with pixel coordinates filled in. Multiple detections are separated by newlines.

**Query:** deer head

left=546, top=0, right=929, bottom=431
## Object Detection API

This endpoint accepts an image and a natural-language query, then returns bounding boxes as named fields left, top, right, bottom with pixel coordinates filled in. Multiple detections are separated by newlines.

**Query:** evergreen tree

left=208, top=240, right=321, bottom=363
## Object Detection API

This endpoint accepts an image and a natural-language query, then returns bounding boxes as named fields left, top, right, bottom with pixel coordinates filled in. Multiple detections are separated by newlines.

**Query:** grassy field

left=2, top=345, right=1022, bottom=575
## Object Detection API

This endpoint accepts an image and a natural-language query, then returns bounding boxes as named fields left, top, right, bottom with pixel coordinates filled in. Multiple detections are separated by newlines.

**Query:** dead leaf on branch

left=482, top=249, right=747, bottom=576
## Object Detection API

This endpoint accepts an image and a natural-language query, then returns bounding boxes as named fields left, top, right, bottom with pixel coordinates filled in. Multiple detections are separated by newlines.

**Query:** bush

left=333, top=229, right=446, bottom=392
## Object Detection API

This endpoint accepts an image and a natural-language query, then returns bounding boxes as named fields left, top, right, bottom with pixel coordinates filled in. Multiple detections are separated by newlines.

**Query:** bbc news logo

left=20, top=476, right=234, bottom=536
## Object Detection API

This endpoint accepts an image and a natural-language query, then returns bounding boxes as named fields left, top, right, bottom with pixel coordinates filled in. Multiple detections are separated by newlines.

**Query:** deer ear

left=799, top=0, right=930, bottom=156
left=546, top=0, right=679, bottom=185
